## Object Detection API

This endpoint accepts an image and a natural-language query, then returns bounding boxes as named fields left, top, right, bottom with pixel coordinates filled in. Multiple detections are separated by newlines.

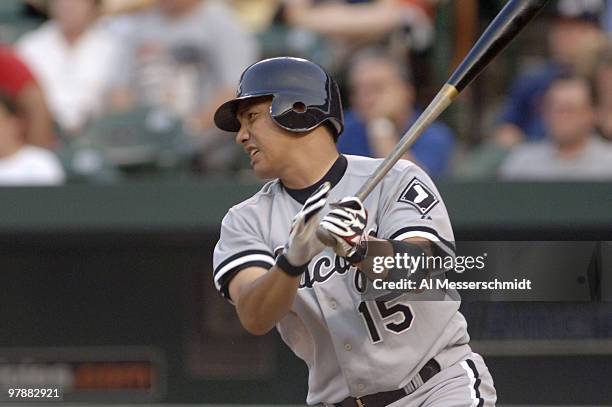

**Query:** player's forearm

left=235, top=266, right=301, bottom=335
left=354, top=236, right=393, bottom=273
left=354, top=237, right=432, bottom=279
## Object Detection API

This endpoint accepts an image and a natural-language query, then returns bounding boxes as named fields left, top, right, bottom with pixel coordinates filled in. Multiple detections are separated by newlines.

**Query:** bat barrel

left=448, top=0, right=550, bottom=92
left=318, top=0, right=551, bottom=247
left=356, top=0, right=550, bottom=202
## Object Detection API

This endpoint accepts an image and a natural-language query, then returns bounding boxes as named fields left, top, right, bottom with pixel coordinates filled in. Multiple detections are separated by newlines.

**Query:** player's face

left=544, top=80, right=595, bottom=145
left=235, top=98, right=296, bottom=179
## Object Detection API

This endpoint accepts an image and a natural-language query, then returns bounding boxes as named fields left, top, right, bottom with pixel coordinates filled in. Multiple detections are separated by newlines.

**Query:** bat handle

left=355, top=84, right=458, bottom=201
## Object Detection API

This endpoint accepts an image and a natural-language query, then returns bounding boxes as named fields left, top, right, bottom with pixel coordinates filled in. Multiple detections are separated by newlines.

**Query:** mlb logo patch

left=398, top=178, right=439, bottom=215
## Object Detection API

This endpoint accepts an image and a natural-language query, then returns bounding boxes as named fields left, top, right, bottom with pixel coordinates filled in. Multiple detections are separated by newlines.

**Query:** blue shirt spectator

left=499, top=75, right=612, bottom=181
left=497, top=63, right=564, bottom=142
left=339, top=47, right=455, bottom=177
left=338, top=109, right=455, bottom=177
left=493, top=0, right=607, bottom=147
left=605, top=0, right=612, bottom=33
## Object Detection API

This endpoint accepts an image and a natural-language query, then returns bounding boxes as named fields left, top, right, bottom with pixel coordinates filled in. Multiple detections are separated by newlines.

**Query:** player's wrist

left=345, top=234, right=368, bottom=265
left=276, top=253, right=309, bottom=277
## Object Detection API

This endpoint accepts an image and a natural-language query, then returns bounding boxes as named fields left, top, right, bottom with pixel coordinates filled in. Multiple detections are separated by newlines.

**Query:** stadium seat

left=69, top=108, right=195, bottom=178
left=0, top=0, right=22, bottom=18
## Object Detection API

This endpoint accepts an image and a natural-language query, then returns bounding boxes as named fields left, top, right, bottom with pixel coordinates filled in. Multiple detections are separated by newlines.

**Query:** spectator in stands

left=337, top=48, right=455, bottom=177
left=282, top=0, right=437, bottom=51
left=27, top=0, right=155, bottom=15
left=103, top=0, right=155, bottom=14
left=17, top=0, right=121, bottom=135
left=0, top=45, right=55, bottom=148
left=231, top=0, right=281, bottom=33
left=493, top=0, right=608, bottom=147
left=109, top=0, right=258, bottom=173
left=603, top=0, right=612, bottom=33
left=595, top=46, right=612, bottom=140
left=499, top=75, right=612, bottom=181
left=0, top=92, right=65, bottom=185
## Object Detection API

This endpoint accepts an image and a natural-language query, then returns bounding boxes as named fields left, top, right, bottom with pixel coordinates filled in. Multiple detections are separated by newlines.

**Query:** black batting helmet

left=214, top=57, right=344, bottom=138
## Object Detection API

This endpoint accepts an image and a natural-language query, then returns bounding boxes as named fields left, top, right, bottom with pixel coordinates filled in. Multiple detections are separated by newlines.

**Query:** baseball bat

left=318, top=0, right=550, bottom=245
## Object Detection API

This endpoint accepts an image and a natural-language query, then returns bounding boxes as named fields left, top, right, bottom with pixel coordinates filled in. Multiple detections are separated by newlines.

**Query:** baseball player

left=213, top=57, right=496, bottom=406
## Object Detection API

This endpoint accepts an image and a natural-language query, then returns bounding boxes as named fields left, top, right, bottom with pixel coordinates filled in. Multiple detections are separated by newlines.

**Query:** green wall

left=1, top=182, right=611, bottom=404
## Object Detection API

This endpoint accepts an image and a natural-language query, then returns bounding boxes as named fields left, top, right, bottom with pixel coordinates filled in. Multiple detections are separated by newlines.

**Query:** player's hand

left=319, top=196, right=368, bottom=264
left=283, top=182, right=331, bottom=268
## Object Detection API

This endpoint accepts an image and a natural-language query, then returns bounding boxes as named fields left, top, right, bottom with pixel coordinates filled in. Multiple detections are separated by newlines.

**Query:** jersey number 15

left=358, top=300, right=414, bottom=343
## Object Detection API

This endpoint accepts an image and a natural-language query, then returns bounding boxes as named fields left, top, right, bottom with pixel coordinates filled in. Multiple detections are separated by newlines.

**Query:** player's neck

left=280, top=147, right=340, bottom=190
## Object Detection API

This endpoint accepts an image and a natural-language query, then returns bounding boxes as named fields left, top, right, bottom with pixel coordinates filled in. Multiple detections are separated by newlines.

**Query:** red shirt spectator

left=401, top=0, right=435, bottom=19
left=0, top=45, right=55, bottom=148
left=0, top=46, right=36, bottom=96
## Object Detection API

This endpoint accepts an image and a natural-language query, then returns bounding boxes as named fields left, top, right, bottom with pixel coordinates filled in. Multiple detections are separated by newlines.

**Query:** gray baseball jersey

left=213, top=155, right=474, bottom=405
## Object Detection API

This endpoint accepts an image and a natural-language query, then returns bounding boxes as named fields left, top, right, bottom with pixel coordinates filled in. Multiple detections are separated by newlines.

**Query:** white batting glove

left=279, top=182, right=331, bottom=274
left=319, top=196, right=368, bottom=264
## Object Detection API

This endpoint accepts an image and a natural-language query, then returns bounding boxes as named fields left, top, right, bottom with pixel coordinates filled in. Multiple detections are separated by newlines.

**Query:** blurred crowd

left=0, top=0, right=611, bottom=185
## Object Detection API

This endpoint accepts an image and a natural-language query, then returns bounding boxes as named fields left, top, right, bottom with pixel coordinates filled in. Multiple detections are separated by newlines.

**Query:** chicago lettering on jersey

left=299, top=253, right=355, bottom=289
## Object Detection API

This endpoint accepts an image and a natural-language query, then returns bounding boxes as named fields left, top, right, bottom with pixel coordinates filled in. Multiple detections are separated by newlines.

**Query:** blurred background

left=0, top=0, right=611, bottom=405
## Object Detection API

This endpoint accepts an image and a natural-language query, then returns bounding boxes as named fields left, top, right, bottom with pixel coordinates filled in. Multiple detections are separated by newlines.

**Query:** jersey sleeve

left=213, top=207, right=275, bottom=302
left=376, top=162, right=455, bottom=257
